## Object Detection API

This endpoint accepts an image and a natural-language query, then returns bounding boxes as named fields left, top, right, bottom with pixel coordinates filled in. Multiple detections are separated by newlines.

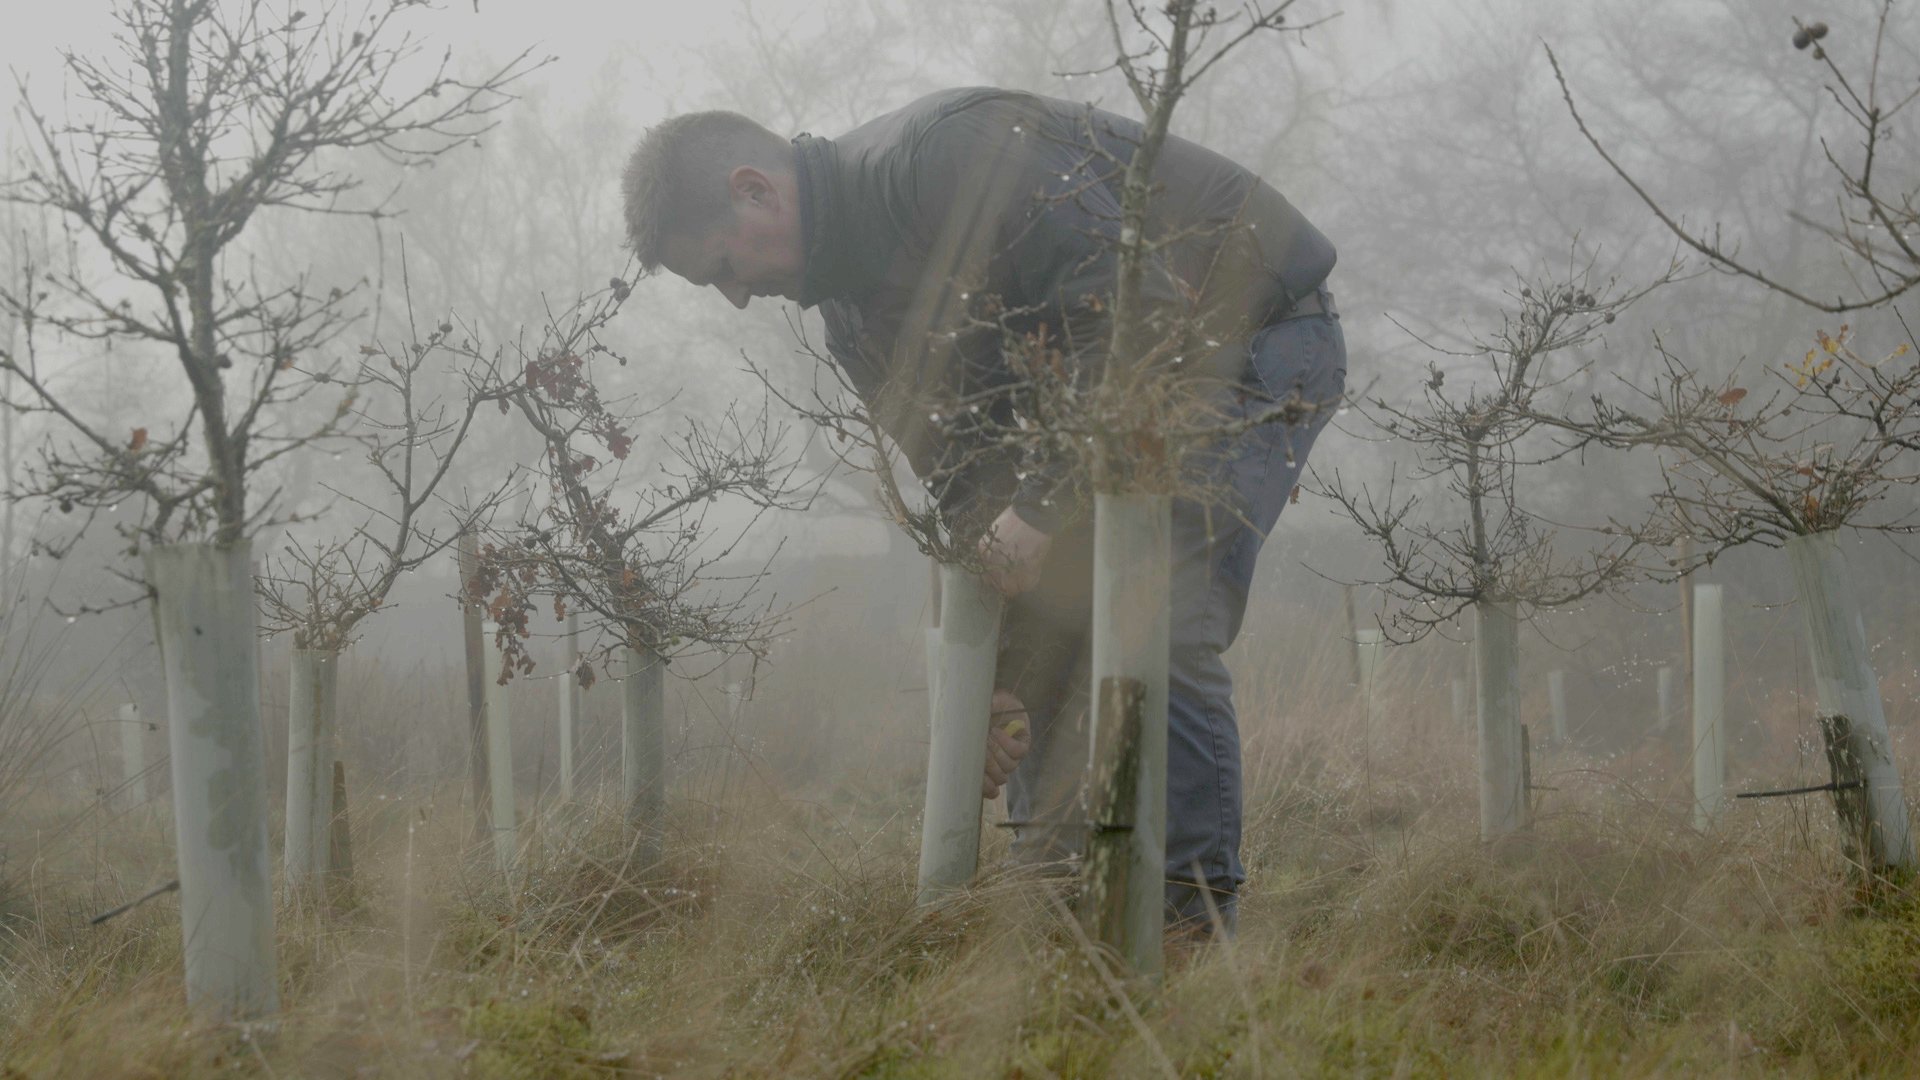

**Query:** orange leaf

left=128, top=427, right=148, bottom=453
left=1716, top=387, right=1748, bottom=407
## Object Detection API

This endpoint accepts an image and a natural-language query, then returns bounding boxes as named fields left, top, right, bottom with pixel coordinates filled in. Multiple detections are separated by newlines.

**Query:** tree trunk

left=284, top=648, right=338, bottom=895
left=1786, top=531, right=1916, bottom=870
left=146, top=541, right=278, bottom=1019
left=1474, top=599, right=1528, bottom=839
left=1090, top=493, right=1170, bottom=978
left=916, top=564, right=1003, bottom=904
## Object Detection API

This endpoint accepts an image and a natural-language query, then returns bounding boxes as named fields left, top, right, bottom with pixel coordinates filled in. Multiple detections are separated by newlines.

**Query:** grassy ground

left=4, top=622, right=1920, bottom=1078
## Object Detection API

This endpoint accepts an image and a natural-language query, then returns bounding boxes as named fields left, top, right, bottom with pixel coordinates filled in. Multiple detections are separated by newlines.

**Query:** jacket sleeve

left=900, top=98, right=1194, bottom=533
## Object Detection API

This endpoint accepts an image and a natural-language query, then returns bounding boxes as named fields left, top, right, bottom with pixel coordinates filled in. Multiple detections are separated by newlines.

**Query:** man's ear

left=728, top=166, right=776, bottom=208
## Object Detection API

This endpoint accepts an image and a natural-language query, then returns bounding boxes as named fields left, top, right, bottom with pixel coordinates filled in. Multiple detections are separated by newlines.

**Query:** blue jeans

left=999, top=302, right=1348, bottom=927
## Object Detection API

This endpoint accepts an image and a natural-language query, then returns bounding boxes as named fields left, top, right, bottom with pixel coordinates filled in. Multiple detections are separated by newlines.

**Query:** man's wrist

left=1009, top=500, right=1060, bottom=536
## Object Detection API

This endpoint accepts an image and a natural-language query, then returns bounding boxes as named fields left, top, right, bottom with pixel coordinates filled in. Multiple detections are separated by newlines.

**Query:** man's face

left=659, top=165, right=804, bottom=310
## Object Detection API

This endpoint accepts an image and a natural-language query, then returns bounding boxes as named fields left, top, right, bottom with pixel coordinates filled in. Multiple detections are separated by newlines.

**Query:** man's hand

left=979, top=505, right=1052, bottom=597
left=982, top=688, right=1032, bottom=800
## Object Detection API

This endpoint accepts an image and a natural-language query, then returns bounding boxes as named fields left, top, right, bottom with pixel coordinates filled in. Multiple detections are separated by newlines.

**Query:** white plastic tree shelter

left=118, top=703, right=147, bottom=806
left=1547, top=669, right=1569, bottom=744
left=1355, top=627, right=1384, bottom=729
left=558, top=612, right=579, bottom=804
left=1655, top=665, right=1676, bottom=733
left=284, top=648, right=339, bottom=893
left=147, top=542, right=278, bottom=1019
left=482, top=622, right=517, bottom=875
left=1475, top=599, right=1527, bottom=839
left=924, top=628, right=942, bottom=735
left=1089, top=493, right=1171, bottom=977
left=1691, top=584, right=1725, bottom=831
left=916, top=563, right=1004, bottom=904
left=622, top=644, right=666, bottom=865
left=925, top=559, right=942, bottom=734
left=1785, top=531, right=1917, bottom=869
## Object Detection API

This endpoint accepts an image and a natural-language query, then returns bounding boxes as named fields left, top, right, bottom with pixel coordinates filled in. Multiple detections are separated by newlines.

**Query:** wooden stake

left=1081, top=676, right=1144, bottom=952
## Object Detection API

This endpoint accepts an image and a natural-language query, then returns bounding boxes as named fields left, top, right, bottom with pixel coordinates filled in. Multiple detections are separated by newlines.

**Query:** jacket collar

left=793, top=133, right=887, bottom=308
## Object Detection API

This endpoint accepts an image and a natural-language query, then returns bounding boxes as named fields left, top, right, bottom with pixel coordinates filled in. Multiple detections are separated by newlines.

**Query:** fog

left=11, top=0, right=1920, bottom=1060
left=5, top=0, right=1914, bottom=688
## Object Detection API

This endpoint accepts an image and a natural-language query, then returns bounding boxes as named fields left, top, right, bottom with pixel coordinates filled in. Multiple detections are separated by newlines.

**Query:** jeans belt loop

left=1272, top=285, right=1335, bottom=324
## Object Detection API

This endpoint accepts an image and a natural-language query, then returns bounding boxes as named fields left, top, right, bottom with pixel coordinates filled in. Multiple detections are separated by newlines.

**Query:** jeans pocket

left=1244, top=314, right=1342, bottom=407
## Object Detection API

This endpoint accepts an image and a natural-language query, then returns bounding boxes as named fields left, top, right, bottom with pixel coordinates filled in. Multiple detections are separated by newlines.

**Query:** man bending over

left=621, top=87, right=1346, bottom=933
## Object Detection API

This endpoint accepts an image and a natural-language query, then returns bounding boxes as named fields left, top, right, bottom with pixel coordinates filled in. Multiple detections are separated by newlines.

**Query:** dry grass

left=3, top=600, right=1920, bottom=1078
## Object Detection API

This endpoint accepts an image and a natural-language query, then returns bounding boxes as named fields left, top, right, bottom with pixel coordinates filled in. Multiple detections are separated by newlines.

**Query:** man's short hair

left=621, top=111, right=792, bottom=274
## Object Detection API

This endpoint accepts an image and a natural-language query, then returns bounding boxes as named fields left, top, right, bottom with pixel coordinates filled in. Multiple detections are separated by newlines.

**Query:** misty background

left=2, top=0, right=1916, bottom=802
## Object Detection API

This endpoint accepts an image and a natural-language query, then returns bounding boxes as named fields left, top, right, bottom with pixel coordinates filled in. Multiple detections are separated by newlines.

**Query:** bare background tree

left=1, top=0, right=535, bottom=558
